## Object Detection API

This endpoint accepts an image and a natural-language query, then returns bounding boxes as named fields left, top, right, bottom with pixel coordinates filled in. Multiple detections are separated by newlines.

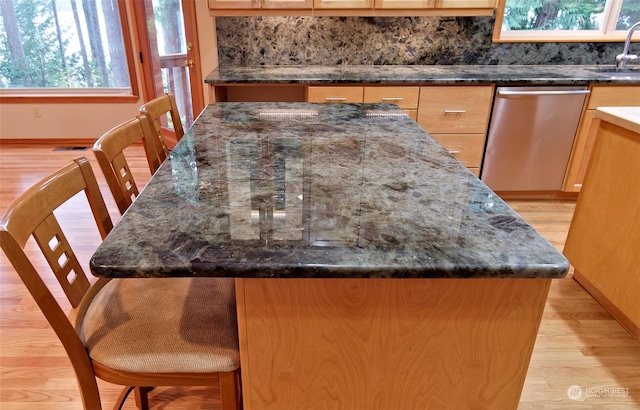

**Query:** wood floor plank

left=1, top=143, right=638, bottom=409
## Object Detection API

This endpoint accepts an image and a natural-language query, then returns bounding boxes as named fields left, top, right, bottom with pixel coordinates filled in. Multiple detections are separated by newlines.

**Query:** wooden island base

left=235, top=278, right=551, bottom=410
left=563, top=108, right=640, bottom=343
left=86, top=103, right=568, bottom=409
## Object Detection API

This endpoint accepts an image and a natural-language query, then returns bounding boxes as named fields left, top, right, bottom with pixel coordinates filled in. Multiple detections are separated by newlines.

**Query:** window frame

left=493, top=0, right=640, bottom=42
left=0, top=0, right=139, bottom=103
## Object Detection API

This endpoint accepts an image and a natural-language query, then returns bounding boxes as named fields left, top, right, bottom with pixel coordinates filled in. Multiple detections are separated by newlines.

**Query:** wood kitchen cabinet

left=313, top=0, right=499, bottom=8
left=374, top=0, right=495, bottom=8
left=562, top=85, right=640, bottom=192
left=374, top=0, right=432, bottom=9
left=417, top=85, right=494, bottom=175
left=308, top=86, right=419, bottom=119
left=307, top=84, right=493, bottom=172
left=564, top=107, right=640, bottom=342
left=208, top=0, right=312, bottom=10
left=307, top=86, right=364, bottom=102
left=428, top=134, right=485, bottom=170
left=212, top=85, right=307, bottom=103
left=435, top=0, right=496, bottom=7
left=314, top=0, right=372, bottom=9
left=363, top=86, right=419, bottom=120
left=209, top=0, right=494, bottom=14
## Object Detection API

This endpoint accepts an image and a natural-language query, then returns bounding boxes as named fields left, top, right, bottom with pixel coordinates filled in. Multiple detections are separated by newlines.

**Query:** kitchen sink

left=587, top=67, right=640, bottom=78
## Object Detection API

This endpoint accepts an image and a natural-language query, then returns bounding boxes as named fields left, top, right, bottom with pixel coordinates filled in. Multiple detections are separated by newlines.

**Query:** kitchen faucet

left=616, top=21, right=640, bottom=69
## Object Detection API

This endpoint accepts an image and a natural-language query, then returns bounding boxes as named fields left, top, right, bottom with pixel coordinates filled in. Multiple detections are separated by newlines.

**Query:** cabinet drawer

left=431, top=133, right=486, bottom=168
left=417, top=86, right=493, bottom=134
left=587, top=86, right=640, bottom=109
left=405, top=110, right=417, bottom=121
left=363, top=86, right=419, bottom=109
left=308, top=86, right=364, bottom=103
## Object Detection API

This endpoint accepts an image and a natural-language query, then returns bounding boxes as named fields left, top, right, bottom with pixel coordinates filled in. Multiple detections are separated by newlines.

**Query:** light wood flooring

left=0, top=143, right=638, bottom=409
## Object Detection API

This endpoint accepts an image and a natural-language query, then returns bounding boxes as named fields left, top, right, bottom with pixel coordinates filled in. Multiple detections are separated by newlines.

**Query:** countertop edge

left=204, top=65, right=640, bottom=86
left=595, top=107, right=640, bottom=134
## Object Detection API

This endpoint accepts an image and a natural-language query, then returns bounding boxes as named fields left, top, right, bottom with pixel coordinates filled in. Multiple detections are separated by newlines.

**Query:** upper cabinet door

left=434, top=0, right=496, bottom=7
left=264, top=0, right=313, bottom=8
left=314, top=0, right=373, bottom=9
left=209, top=0, right=312, bottom=9
left=209, top=0, right=495, bottom=12
left=208, top=0, right=254, bottom=9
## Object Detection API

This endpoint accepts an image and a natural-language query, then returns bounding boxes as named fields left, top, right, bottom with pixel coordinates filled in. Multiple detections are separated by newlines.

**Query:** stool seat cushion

left=81, top=277, right=239, bottom=373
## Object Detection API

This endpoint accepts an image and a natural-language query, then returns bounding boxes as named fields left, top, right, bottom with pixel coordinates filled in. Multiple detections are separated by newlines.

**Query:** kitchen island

left=564, top=106, right=640, bottom=342
left=91, top=102, right=569, bottom=409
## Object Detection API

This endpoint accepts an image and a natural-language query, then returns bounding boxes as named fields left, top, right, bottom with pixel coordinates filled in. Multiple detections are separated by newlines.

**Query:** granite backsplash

left=215, top=15, right=623, bottom=66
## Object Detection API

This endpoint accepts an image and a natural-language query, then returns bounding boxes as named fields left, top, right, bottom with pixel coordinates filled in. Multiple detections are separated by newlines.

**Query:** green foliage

left=2, top=0, right=61, bottom=87
left=503, top=0, right=607, bottom=31
left=617, top=0, right=640, bottom=29
left=152, top=0, right=184, bottom=55
left=0, top=0, right=125, bottom=89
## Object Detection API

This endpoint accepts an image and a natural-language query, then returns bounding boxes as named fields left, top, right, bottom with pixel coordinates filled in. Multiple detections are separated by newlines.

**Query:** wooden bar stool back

left=0, top=157, right=241, bottom=410
left=92, top=115, right=159, bottom=214
left=140, top=93, right=185, bottom=168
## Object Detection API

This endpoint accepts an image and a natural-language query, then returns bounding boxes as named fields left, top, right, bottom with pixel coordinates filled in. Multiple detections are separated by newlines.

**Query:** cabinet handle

left=449, top=150, right=461, bottom=154
left=325, top=97, right=348, bottom=101
left=444, top=110, right=466, bottom=114
left=498, top=90, right=591, bottom=96
left=381, top=97, right=403, bottom=101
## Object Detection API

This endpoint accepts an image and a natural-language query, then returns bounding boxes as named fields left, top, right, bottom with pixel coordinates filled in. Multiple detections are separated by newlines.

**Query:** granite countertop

left=595, top=107, right=640, bottom=135
left=90, top=102, right=569, bottom=279
left=205, top=64, right=640, bottom=85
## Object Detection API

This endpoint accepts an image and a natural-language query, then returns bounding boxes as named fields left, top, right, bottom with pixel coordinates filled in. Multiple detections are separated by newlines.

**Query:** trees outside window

left=617, top=0, right=640, bottom=29
left=0, top=0, right=133, bottom=92
left=495, top=0, right=640, bottom=41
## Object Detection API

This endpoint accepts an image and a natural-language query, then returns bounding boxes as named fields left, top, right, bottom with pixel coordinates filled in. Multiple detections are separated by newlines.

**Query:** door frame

left=182, top=0, right=205, bottom=116
left=132, top=0, right=204, bottom=120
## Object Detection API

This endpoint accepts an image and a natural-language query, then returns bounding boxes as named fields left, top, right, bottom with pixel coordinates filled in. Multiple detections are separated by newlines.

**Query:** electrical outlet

left=32, top=106, right=41, bottom=118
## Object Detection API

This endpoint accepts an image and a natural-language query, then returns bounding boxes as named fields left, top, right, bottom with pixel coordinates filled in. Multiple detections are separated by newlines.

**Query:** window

left=0, top=0, right=138, bottom=101
left=493, top=0, right=640, bottom=42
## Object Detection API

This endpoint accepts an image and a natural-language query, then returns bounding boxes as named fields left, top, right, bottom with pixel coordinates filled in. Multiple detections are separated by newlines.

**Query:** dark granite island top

left=90, top=102, right=570, bottom=410
left=90, top=102, right=568, bottom=279
left=205, top=64, right=640, bottom=86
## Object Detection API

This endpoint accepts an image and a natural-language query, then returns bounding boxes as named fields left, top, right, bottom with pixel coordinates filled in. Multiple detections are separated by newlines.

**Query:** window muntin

left=0, top=0, right=137, bottom=98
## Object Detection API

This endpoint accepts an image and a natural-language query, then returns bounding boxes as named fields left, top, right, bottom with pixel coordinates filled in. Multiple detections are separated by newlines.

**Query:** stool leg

left=220, top=371, right=241, bottom=410
left=134, top=386, right=153, bottom=409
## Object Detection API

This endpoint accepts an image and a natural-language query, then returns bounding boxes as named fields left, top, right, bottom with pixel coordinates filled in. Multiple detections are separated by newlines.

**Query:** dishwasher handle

left=498, top=89, right=591, bottom=96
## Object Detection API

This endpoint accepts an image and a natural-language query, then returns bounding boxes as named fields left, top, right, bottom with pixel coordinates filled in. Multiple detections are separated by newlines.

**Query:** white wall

left=0, top=0, right=219, bottom=141
left=0, top=102, right=142, bottom=140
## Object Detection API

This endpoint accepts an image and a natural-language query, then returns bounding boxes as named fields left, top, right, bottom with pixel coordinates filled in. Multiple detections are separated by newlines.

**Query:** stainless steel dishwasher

left=481, top=86, right=590, bottom=191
